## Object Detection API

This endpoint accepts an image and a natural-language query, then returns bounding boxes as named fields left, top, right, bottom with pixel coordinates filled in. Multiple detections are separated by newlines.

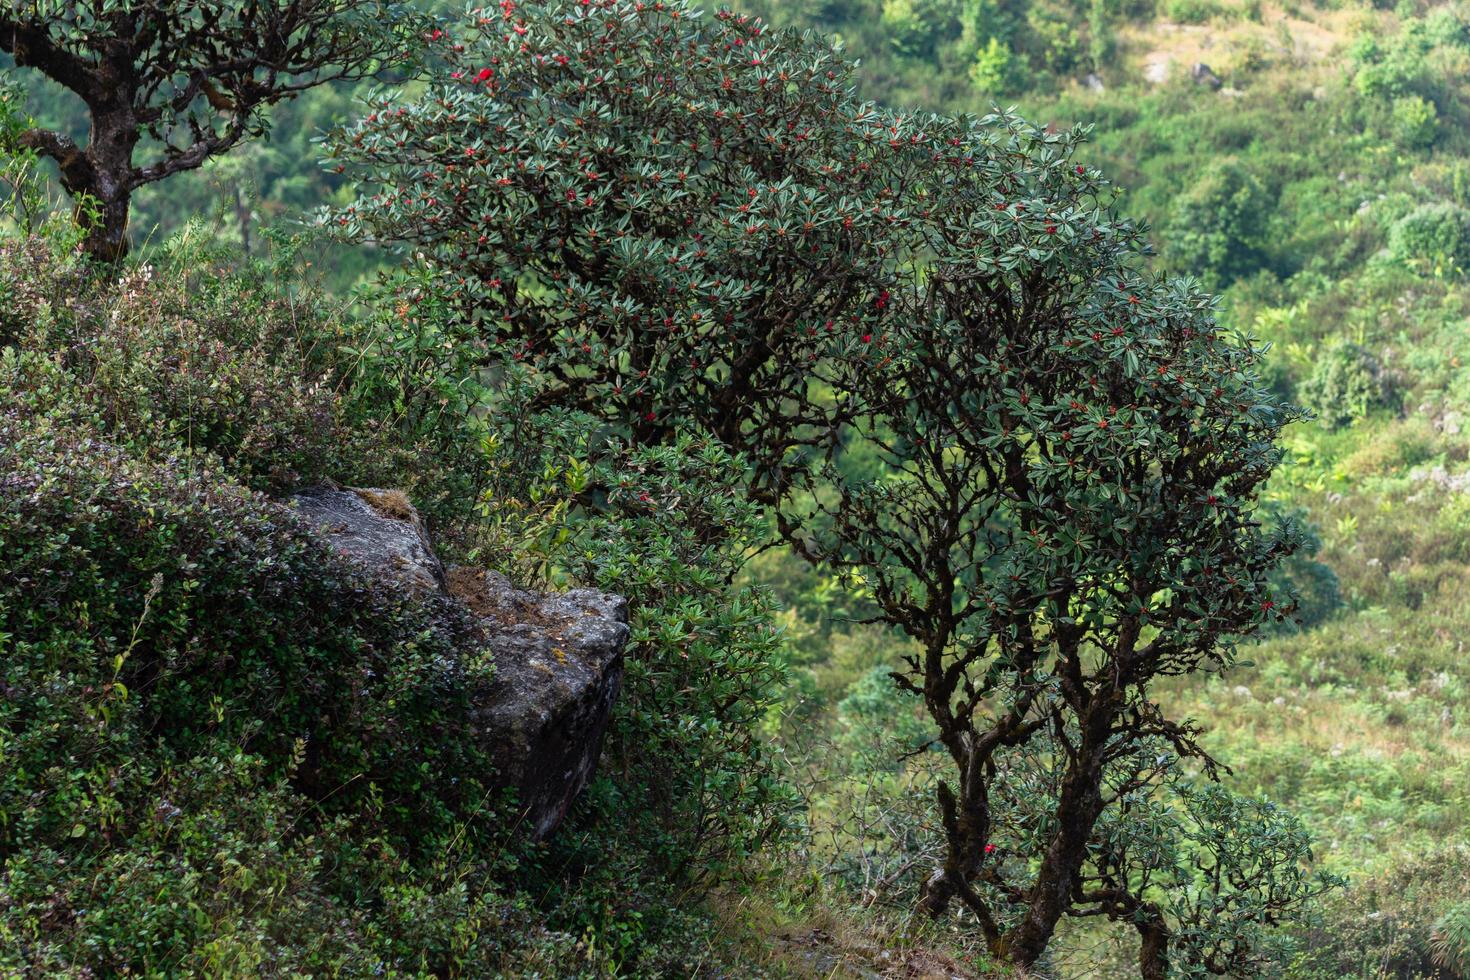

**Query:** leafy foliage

left=1297, top=340, right=1393, bottom=431
left=1388, top=201, right=1470, bottom=276
left=0, top=0, right=424, bottom=259
left=1433, top=900, right=1470, bottom=978
left=1163, top=160, right=1273, bottom=290
left=329, top=0, right=912, bottom=502
left=0, top=358, right=540, bottom=972
left=0, top=228, right=794, bottom=976
left=468, top=388, right=798, bottom=886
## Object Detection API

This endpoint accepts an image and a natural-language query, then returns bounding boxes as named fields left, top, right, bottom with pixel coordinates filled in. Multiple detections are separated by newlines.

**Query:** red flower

left=861, top=333, right=872, bottom=343
left=984, top=844, right=996, bottom=855
left=1261, top=600, right=1275, bottom=611
left=477, top=67, right=494, bottom=82
left=1075, top=165, right=1085, bottom=174
left=875, top=290, right=889, bottom=310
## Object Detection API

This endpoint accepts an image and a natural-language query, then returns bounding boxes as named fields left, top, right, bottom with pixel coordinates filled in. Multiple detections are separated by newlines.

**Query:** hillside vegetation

left=3, top=0, right=1470, bottom=977
left=736, top=0, right=1470, bottom=974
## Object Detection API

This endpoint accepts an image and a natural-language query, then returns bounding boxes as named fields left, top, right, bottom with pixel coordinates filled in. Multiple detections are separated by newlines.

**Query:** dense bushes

left=1388, top=202, right=1470, bottom=275
left=0, top=198, right=803, bottom=971
left=3, top=110, right=801, bottom=968
left=467, top=397, right=797, bottom=890
left=1163, top=159, right=1274, bottom=289
left=0, top=231, right=379, bottom=492
left=1298, top=341, right=1394, bottom=430
left=0, top=365, right=533, bottom=972
left=1291, top=846, right=1470, bottom=979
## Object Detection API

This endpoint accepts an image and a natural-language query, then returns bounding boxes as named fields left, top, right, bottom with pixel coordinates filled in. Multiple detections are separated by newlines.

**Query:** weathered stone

left=1191, top=62, right=1222, bottom=89
left=447, top=567, right=628, bottom=839
left=287, top=487, right=628, bottom=839
left=290, top=487, right=443, bottom=592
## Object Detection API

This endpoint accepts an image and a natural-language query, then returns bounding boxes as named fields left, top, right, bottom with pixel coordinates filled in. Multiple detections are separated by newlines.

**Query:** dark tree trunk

left=1003, top=770, right=1106, bottom=964
left=1137, top=915, right=1171, bottom=980
left=23, top=105, right=140, bottom=263
left=78, top=185, right=133, bottom=263
left=74, top=104, right=140, bottom=263
left=1003, top=699, right=1117, bottom=967
left=234, top=183, right=253, bottom=256
left=916, top=767, right=995, bottom=938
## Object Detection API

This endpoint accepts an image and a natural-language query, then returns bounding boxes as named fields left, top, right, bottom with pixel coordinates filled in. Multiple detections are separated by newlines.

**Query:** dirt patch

left=1122, top=1, right=1362, bottom=85
left=446, top=565, right=565, bottom=632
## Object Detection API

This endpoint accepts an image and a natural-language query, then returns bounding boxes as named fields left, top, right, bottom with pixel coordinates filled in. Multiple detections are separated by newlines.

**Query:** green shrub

left=1293, top=846, right=1470, bottom=979
left=970, top=35, right=1024, bottom=92
left=1433, top=901, right=1470, bottom=977
left=468, top=392, right=798, bottom=887
left=1166, top=0, right=1223, bottom=24
left=1163, top=159, right=1273, bottom=288
left=882, top=0, right=961, bottom=56
left=0, top=388, right=505, bottom=837
left=0, top=216, right=793, bottom=975
left=1263, top=507, right=1343, bottom=633
left=1298, top=341, right=1393, bottom=429
left=1, top=229, right=373, bottom=492
left=1392, top=94, right=1441, bottom=149
left=1022, top=3, right=1083, bottom=73
left=1388, top=201, right=1470, bottom=275
left=0, top=380, right=572, bottom=971
left=1, top=227, right=489, bottom=524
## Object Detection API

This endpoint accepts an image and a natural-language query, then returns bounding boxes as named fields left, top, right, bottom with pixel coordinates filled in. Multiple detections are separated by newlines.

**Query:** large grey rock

left=291, top=487, right=443, bottom=592
left=287, top=487, right=629, bottom=839
left=1191, top=62, right=1223, bottom=89
left=446, top=567, right=628, bottom=839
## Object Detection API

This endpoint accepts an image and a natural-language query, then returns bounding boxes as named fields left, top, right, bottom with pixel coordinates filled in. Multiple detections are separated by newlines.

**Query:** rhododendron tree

left=804, top=112, right=1338, bottom=973
left=333, top=1, right=1337, bottom=971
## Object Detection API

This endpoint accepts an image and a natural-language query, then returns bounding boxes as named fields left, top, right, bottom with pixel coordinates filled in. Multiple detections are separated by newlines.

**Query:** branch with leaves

left=1, top=0, right=425, bottom=259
